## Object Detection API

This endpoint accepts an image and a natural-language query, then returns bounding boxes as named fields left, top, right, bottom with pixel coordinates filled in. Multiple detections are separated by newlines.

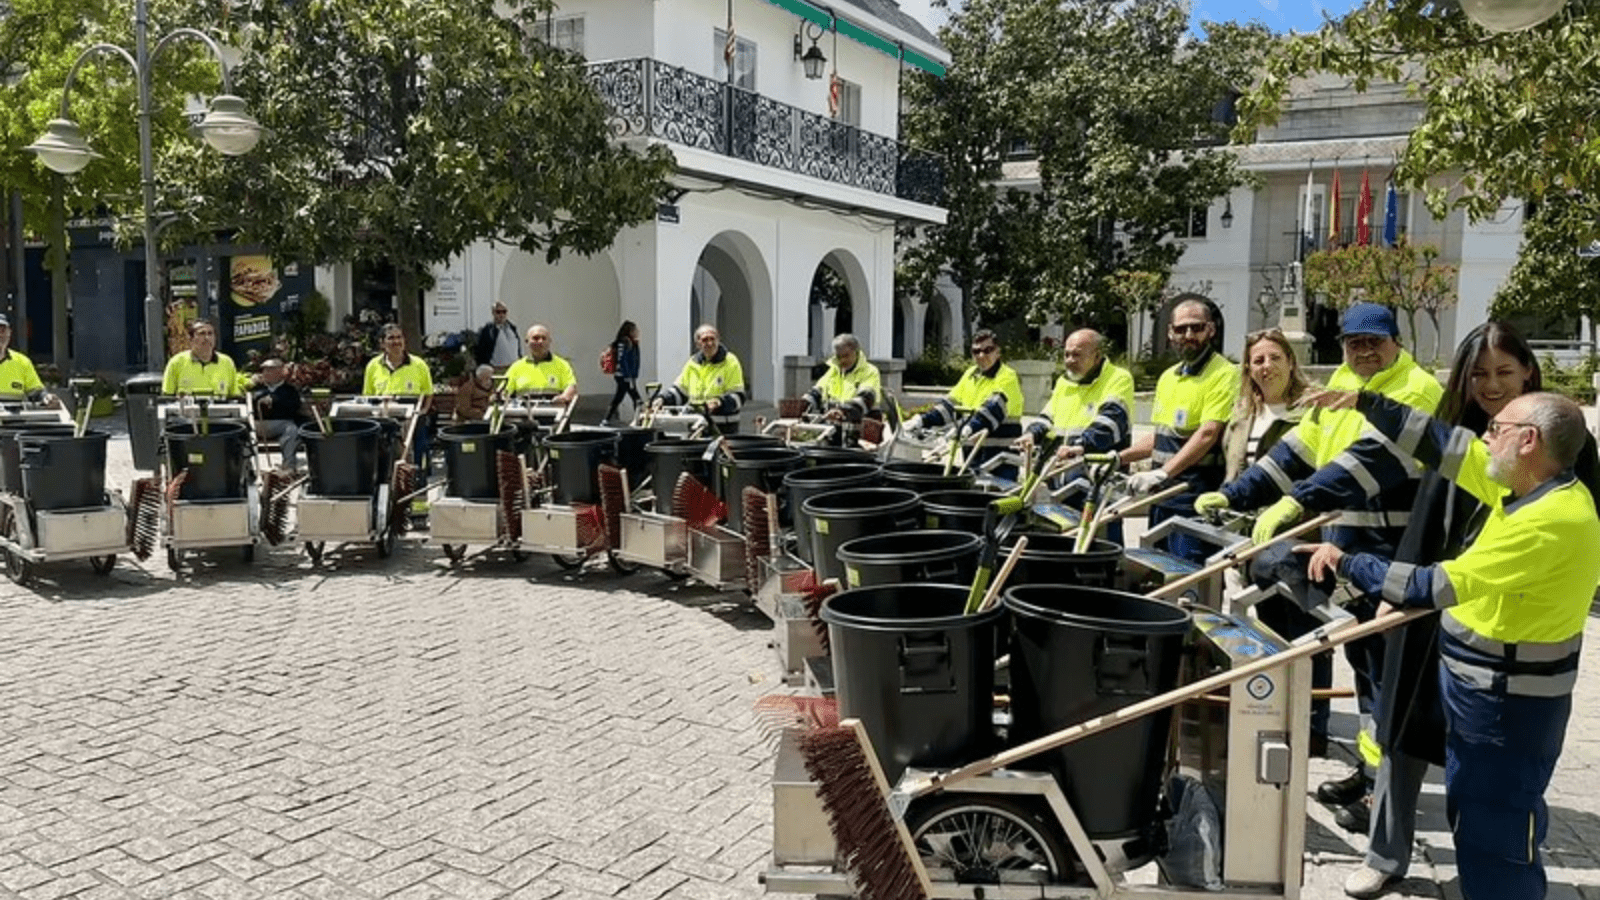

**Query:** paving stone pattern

left=0, top=427, right=1597, bottom=899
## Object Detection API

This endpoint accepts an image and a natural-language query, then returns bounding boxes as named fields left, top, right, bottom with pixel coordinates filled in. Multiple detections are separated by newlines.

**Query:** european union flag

left=1382, top=179, right=1399, bottom=247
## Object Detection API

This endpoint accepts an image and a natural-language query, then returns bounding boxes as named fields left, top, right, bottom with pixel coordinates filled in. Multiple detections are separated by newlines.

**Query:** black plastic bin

left=164, top=420, right=250, bottom=501
left=1003, top=585, right=1192, bottom=839
left=437, top=422, right=519, bottom=500
left=836, top=529, right=984, bottom=588
left=783, top=463, right=882, bottom=564
left=800, top=445, right=875, bottom=467
left=124, top=372, right=165, bottom=471
left=302, top=418, right=383, bottom=498
left=999, top=534, right=1123, bottom=588
left=882, top=461, right=976, bottom=495
left=0, top=423, right=76, bottom=494
left=645, top=438, right=713, bottom=517
left=820, top=584, right=1005, bottom=784
left=597, top=425, right=660, bottom=489
left=543, top=430, right=620, bottom=504
left=717, top=446, right=804, bottom=531
left=921, top=490, right=1000, bottom=535
left=19, top=431, right=108, bottom=510
left=802, top=487, right=921, bottom=583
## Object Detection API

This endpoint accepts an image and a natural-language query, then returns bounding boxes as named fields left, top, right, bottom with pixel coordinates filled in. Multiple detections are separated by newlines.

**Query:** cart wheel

left=377, top=527, right=396, bottom=559
left=241, top=544, right=255, bottom=563
left=305, top=541, right=325, bottom=565
left=510, top=548, right=529, bottom=563
left=4, top=548, right=29, bottom=583
left=443, top=543, right=467, bottom=564
left=608, top=551, right=639, bottom=575
left=550, top=553, right=584, bottom=570
left=90, top=555, right=116, bottom=576
left=166, top=546, right=182, bottom=572
left=905, top=794, right=1075, bottom=885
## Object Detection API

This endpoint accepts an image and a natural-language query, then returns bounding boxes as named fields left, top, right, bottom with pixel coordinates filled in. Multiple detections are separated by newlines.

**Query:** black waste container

left=717, top=446, right=804, bottom=531
left=1003, top=585, right=1191, bottom=840
left=19, top=431, right=108, bottom=510
left=802, top=487, right=921, bottom=583
left=800, top=445, right=875, bottom=467
left=645, top=438, right=713, bottom=517
left=302, top=418, right=383, bottom=498
left=783, top=463, right=882, bottom=564
left=921, top=490, right=1000, bottom=535
left=820, top=584, right=1005, bottom=784
left=543, top=430, right=620, bottom=504
left=0, top=423, right=76, bottom=494
left=999, top=534, right=1123, bottom=588
left=882, top=460, right=976, bottom=495
left=164, top=420, right=250, bottom=501
left=437, top=422, right=519, bottom=500
left=836, top=530, right=983, bottom=588
left=596, top=425, right=660, bottom=489
left=124, top=372, right=166, bottom=471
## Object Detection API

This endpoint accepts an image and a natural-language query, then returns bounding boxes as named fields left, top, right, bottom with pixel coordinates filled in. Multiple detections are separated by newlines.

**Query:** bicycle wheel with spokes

left=906, top=793, right=1075, bottom=886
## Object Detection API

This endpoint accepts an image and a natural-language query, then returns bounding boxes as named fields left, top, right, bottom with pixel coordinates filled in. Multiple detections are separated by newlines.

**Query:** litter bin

left=125, top=372, right=166, bottom=471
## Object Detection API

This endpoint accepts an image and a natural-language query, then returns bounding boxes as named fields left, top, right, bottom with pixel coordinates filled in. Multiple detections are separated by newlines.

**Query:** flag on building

left=1382, top=179, right=1399, bottom=247
left=1327, top=168, right=1342, bottom=249
left=828, top=72, right=842, bottom=118
left=1300, top=166, right=1317, bottom=258
left=1356, top=169, right=1373, bottom=246
left=724, top=0, right=736, bottom=70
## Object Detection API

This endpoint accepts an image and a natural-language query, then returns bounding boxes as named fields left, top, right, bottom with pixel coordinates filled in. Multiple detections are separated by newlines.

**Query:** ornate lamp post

left=25, top=0, right=262, bottom=368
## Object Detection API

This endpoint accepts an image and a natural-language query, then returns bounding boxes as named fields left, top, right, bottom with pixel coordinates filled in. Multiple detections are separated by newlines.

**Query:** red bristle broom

left=258, top=469, right=301, bottom=546
left=127, top=476, right=162, bottom=561
left=597, top=463, right=628, bottom=550
left=496, top=450, right=527, bottom=542
left=800, top=577, right=837, bottom=655
left=571, top=503, right=607, bottom=554
left=741, top=486, right=771, bottom=590
left=753, top=694, right=839, bottom=735
left=671, top=471, right=725, bottom=532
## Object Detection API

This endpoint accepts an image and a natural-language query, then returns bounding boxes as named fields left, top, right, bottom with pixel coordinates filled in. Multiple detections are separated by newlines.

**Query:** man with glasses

left=1296, top=390, right=1600, bottom=900
left=658, top=324, right=747, bottom=433
left=474, top=302, right=520, bottom=369
left=504, top=324, right=578, bottom=405
left=903, top=329, right=1023, bottom=444
left=1198, top=302, right=1443, bottom=828
left=1120, top=298, right=1239, bottom=561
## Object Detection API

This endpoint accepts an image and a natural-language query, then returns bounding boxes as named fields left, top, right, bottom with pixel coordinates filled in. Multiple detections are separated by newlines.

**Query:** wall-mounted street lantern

left=794, top=21, right=827, bottom=80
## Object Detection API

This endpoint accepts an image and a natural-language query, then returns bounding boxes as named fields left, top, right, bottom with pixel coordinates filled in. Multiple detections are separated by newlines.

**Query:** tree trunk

left=49, top=178, right=70, bottom=374
left=1424, top=310, right=1441, bottom=365
left=394, top=266, right=423, bottom=353
left=1403, top=309, right=1419, bottom=362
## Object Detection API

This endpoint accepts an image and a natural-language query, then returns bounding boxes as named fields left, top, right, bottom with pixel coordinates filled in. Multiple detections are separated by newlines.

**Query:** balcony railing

left=588, top=57, right=944, bottom=208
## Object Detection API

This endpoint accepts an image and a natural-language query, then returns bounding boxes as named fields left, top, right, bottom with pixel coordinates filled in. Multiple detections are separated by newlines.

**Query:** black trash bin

left=437, top=422, right=519, bottom=500
left=717, top=446, right=804, bottom=531
left=596, top=425, right=660, bottom=489
left=999, top=534, right=1123, bottom=588
left=820, top=583, right=1005, bottom=784
left=801, top=487, right=921, bottom=583
left=645, top=438, right=713, bottom=517
left=124, top=372, right=165, bottom=471
left=302, top=418, right=383, bottom=498
left=542, top=431, right=620, bottom=504
left=836, top=530, right=984, bottom=588
left=921, top=490, right=1000, bottom=535
left=164, top=420, right=250, bottom=501
left=19, top=431, right=108, bottom=510
left=0, top=423, right=77, bottom=494
left=1003, top=585, right=1191, bottom=840
left=783, top=463, right=882, bottom=564
left=800, top=445, right=875, bottom=467
left=882, top=461, right=976, bottom=495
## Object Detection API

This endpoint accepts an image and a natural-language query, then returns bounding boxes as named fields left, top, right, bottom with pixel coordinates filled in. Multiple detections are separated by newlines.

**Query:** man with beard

left=1120, top=298, right=1239, bottom=562
left=1296, top=391, right=1600, bottom=900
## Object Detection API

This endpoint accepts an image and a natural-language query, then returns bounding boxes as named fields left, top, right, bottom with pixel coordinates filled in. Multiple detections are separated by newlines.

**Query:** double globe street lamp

left=25, top=0, right=263, bottom=368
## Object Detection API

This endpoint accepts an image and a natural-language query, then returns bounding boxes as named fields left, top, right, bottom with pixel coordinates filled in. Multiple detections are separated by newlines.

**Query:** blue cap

left=1339, top=303, right=1398, bottom=339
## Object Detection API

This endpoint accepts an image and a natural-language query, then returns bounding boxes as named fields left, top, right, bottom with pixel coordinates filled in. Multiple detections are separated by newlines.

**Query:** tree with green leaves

left=161, top=0, right=673, bottom=348
left=1303, top=240, right=1458, bottom=362
left=899, top=0, right=1270, bottom=346
left=1491, top=196, right=1600, bottom=359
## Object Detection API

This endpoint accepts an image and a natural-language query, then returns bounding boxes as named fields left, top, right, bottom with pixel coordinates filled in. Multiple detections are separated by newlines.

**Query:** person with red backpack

left=602, top=320, right=642, bottom=426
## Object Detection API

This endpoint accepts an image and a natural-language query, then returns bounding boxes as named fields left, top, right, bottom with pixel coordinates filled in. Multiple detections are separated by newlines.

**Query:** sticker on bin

left=188, top=453, right=204, bottom=464
left=462, top=442, right=476, bottom=453
left=847, top=566, right=860, bottom=586
left=815, top=518, right=829, bottom=534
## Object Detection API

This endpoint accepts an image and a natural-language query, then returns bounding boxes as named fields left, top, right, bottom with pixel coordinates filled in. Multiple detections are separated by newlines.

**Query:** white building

left=317, top=0, right=950, bottom=402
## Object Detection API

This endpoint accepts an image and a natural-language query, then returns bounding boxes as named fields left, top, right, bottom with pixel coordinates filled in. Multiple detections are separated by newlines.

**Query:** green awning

left=757, top=0, right=947, bottom=77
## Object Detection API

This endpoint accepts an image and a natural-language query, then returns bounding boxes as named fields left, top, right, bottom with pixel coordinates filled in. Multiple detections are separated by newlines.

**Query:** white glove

left=956, top=424, right=973, bottom=441
left=1126, top=468, right=1169, bottom=495
left=904, top=414, right=923, bottom=433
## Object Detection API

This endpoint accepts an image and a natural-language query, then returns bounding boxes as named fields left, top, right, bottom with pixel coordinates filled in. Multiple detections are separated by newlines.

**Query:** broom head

left=741, top=486, right=772, bottom=589
left=800, top=576, right=837, bottom=655
left=259, top=469, right=293, bottom=546
left=672, top=471, right=725, bottom=532
left=597, top=464, right=627, bottom=550
left=496, top=450, right=527, bottom=541
left=128, top=476, right=162, bottom=561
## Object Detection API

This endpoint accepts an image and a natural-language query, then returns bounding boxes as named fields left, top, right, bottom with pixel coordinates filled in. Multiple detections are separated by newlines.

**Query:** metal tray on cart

left=615, top=510, right=688, bottom=568
left=687, top=525, right=745, bottom=589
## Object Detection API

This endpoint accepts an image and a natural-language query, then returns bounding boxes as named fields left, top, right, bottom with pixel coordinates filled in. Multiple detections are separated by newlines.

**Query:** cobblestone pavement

left=0, top=425, right=1597, bottom=899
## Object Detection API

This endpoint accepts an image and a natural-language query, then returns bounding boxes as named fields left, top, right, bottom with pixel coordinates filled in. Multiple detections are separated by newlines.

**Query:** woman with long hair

left=1223, top=327, right=1315, bottom=481
left=603, top=320, right=641, bottom=426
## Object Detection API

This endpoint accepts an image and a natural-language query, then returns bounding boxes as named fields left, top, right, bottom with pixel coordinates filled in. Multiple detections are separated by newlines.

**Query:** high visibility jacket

left=922, top=362, right=1023, bottom=436
left=805, top=357, right=881, bottom=415
left=1026, top=359, right=1135, bottom=453
left=363, top=354, right=433, bottom=397
left=1225, top=349, right=1442, bottom=554
left=0, top=349, right=44, bottom=399
left=661, top=347, right=746, bottom=421
left=162, top=351, right=244, bottom=397
left=1339, top=393, right=1600, bottom=697
left=1150, top=349, right=1238, bottom=489
left=504, top=354, right=576, bottom=397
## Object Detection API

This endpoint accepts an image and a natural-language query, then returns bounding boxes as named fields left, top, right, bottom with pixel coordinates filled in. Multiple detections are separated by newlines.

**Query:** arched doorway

left=690, top=231, right=773, bottom=399
left=807, top=258, right=852, bottom=357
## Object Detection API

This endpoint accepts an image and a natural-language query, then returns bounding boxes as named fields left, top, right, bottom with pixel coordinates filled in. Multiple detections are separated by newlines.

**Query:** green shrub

left=904, top=346, right=966, bottom=386
left=1539, top=354, right=1598, bottom=404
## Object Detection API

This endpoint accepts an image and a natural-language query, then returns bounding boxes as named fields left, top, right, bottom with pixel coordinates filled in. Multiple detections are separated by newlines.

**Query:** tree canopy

left=900, top=0, right=1270, bottom=343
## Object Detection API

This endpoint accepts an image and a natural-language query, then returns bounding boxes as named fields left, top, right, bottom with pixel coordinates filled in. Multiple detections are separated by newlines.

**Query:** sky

left=895, top=0, right=1370, bottom=38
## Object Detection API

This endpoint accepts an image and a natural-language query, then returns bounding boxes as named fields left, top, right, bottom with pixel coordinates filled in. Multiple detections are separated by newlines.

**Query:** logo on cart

left=1245, top=674, right=1274, bottom=701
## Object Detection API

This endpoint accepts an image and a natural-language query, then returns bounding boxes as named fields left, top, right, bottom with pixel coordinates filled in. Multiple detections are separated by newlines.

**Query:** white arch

left=691, top=230, right=775, bottom=400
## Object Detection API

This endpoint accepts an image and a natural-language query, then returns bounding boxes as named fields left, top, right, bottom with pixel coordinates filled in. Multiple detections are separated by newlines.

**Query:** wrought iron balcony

left=588, top=57, right=944, bottom=208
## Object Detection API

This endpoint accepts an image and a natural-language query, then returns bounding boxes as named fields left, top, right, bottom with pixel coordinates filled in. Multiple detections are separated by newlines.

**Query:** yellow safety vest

left=363, top=354, right=433, bottom=397
left=162, top=351, right=244, bottom=397
left=505, top=355, right=576, bottom=396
